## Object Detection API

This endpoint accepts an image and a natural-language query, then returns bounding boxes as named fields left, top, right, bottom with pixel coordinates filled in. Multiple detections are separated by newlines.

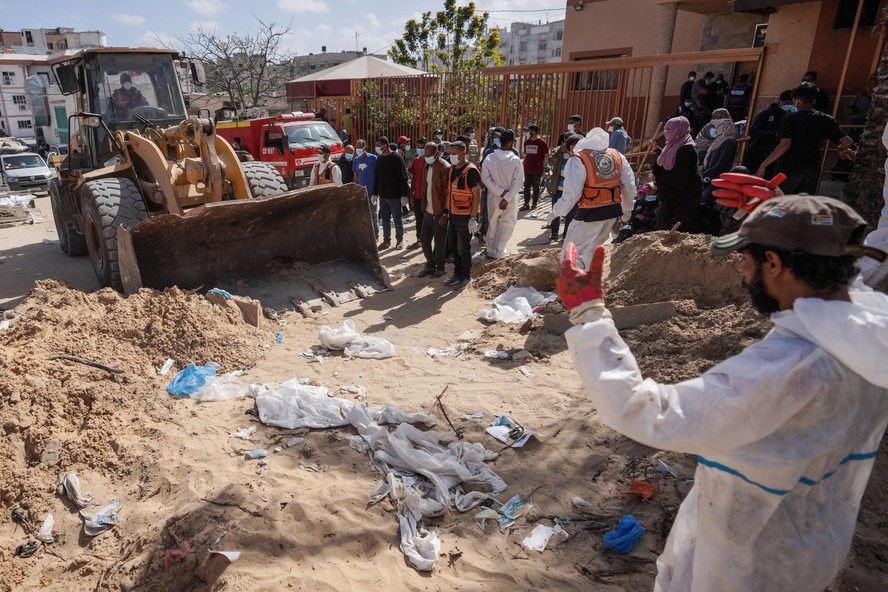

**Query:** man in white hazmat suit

left=859, top=123, right=888, bottom=287
left=546, top=128, right=636, bottom=269
left=481, top=129, right=524, bottom=259
left=556, top=194, right=888, bottom=591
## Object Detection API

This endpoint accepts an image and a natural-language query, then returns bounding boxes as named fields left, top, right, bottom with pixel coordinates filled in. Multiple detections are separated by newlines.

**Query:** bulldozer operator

left=110, top=73, right=148, bottom=118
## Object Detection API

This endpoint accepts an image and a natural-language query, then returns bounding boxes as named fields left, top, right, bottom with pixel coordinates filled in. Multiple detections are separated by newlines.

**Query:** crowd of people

left=301, top=67, right=871, bottom=283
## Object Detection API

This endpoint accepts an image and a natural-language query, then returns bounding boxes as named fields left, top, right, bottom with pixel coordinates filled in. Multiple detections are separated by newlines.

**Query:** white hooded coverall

left=860, top=124, right=888, bottom=286
left=481, top=148, right=525, bottom=259
left=547, top=128, right=636, bottom=269
left=566, top=289, right=888, bottom=591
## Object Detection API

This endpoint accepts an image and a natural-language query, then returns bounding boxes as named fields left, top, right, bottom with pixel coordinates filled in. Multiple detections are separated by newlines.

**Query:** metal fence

left=294, top=48, right=765, bottom=161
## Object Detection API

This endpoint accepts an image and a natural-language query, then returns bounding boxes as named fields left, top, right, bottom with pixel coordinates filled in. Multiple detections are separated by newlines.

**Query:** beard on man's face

left=743, top=263, right=781, bottom=316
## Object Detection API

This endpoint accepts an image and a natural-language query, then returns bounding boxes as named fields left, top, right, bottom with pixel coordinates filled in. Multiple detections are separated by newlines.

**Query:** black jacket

left=746, top=103, right=786, bottom=156
left=701, top=139, right=738, bottom=184
left=373, top=152, right=409, bottom=200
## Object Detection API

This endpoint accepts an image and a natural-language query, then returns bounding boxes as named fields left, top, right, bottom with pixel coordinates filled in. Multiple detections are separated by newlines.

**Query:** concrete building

left=499, top=20, right=566, bottom=66
left=561, top=0, right=884, bottom=135
left=0, top=28, right=106, bottom=145
left=292, top=50, right=387, bottom=79
left=1, top=27, right=106, bottom=53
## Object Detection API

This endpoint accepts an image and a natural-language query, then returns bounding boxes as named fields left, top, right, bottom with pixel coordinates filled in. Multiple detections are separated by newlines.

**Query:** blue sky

left=1, top=0, right=566, bottom=56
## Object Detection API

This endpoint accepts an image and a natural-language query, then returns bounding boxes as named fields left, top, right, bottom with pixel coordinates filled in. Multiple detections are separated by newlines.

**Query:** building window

left=519, top=43, right=527, bottom=53
left=556, top=30, right=563, bottom=41
left=37, top=72, right=50, bottom=85
left=2, top=71, right=14, bottom=85
left=834, top=0, right=880, bottom=28
left=13, top=95, right=27, bottom=105
left=25, top=31, right=34, bottom=46
left=556, top=48, right=562, bottom=57
left=538, top=41, right=547, bottom=50
left=47, top=42, right=54, bottom=49
left=573, top=55, right=623, bottom=91
left=18, top=120, right=32, bottom=129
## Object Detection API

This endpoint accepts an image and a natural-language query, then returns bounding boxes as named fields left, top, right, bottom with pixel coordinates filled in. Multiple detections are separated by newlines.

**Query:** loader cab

left=53, top=49, right=189, bottom=170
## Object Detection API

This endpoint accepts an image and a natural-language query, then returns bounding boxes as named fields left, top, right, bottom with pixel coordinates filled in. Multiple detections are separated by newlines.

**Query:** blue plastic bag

left=603, top=514, right=645, bottom=554
left=167, top=363, right=220, bottom=397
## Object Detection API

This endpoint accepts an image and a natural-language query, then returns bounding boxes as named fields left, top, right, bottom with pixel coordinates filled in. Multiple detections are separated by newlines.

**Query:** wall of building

left=0, top=63, right=33, bottom=137
left=500, top=20, right=565, bottom=65
left=757, top=2, right=823, bottom=100
left=807, top=0, right=883, bottom=98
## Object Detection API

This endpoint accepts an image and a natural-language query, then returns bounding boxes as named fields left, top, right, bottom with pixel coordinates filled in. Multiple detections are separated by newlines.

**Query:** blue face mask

left=375, top=146, right=384, bottom=155
left=783, top=104, right=798, bottom=113
left=355, top=148, right=365, bottom=156
left=494, top=138, right=502, bottom=148
left=424, top=155, right=436, bottom=164
left=709, top=127, right=718, bottom=138
left=469, top=133, right=475, bottom=140
left=344, top=153, right=354, bottom=161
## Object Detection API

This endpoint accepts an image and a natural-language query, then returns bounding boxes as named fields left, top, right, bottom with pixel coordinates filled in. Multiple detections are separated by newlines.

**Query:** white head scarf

left=576, top=127, right=609, bottom=152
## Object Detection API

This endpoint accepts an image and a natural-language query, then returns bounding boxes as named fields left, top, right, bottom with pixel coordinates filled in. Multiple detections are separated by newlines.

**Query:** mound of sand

left=607, top=231, right=746, bottom=308
left=0, top=280, right=269, bottom=511
left=472, top=249, right=561, bottom=299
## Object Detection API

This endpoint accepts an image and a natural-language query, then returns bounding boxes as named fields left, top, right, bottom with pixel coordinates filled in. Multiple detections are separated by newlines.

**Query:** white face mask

left=449, top=154, right=461, bottom=165
left=123, top=82, right=133, bottom=90
left=607, top=126, right=614, bottom=133
left=567, top=123, right=575, bottom=132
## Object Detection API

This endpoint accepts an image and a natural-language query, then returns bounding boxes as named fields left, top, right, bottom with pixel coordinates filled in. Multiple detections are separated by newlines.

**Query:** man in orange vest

left=444, top=140, right=483, bottom=290
left=545, top=128, right=636, bottom=268
left=310, top=145, right=342, bottom=186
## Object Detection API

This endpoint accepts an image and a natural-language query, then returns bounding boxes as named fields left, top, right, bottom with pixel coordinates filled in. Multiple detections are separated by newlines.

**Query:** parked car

left=0, top=152, right=55, bottom=192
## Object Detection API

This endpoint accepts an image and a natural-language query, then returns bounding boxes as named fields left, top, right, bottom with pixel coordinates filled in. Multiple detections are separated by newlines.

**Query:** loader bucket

left=117, top=183, right=388, bottom=310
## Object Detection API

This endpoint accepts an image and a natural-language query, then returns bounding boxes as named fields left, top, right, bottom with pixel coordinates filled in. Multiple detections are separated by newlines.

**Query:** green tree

left=389, top=0, right=503, bottom=72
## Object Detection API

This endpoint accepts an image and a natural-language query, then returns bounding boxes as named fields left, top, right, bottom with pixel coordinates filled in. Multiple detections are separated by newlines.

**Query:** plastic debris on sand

left=319, top=320, right=396, bottom=359
left=479, top=286, right=557, bottom=324
left=522, top=523, right=567, bottom=552
left=603, top=514, right=645, bottom=554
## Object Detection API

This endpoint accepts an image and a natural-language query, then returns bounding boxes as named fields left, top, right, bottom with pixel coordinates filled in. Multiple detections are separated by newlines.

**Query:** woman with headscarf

left=651, top=116, right=702, bottom=231
left=701, top=118, right=739, bottom=205
left=694, top=108, right=736, bottom=164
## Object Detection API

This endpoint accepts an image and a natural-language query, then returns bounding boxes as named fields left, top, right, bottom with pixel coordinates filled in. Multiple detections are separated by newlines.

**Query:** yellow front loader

left=48, top=48, right=384, bottom=308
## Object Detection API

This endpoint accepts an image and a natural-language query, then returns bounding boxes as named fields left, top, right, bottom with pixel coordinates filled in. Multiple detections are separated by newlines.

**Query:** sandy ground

left=1, top=196, right=886, bottom=592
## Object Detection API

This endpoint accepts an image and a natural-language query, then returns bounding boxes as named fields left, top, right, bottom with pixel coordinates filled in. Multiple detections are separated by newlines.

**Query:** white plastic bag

left=479, top=286, right=557, bottom=324
left=319, top=320, right=360, bottom=350
left=36, top=513, right=54, bottom=543
left=191, top=371, right=257, bottom=401
left=344, top=336, right=396, bottom=359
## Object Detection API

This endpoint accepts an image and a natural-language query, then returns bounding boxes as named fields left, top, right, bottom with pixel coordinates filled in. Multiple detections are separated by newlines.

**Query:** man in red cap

left=556, top=193, right=888, bottom=592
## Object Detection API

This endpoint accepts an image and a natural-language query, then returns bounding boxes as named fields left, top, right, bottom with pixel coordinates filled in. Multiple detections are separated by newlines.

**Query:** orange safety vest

left=448, top=163, right=479, bottom=215
left=314, top=163, right=335, bottom=185
left=574, top=148, right=623, bottom=209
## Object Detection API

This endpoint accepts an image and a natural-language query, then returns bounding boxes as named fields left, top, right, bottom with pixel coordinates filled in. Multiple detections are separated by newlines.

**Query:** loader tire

left=49, top=179, right=88, bottom=256
left=81, top=178, right=148, bottom=291
left=242, top=161, right=288, bottom=198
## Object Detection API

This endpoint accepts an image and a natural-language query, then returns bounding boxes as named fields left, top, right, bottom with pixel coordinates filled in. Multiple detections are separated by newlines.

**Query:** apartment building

left=499, top=20, right=566, bottom=66
left=0, top=27, right=106, bottom=145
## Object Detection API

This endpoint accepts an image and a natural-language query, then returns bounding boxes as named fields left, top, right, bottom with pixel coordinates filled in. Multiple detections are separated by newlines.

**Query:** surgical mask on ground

left=783, top=104, right=798, bottom=113
left=344, top=153, right=354, bottom=161
left=424, top=156, right=436, bottom=164
left=709, top=128, right=718, bottom=138
left=356, top=148, right=365, bottom=156
left=449, top=154, right=461, bottom=165
left=375, top=146, right=384, bottom=155
left=123, top=83, right=132, bottom=90
left=567, top=124, right=575, bottom=132
left=494, top=138, right=502, bottom=148
left=607, top=126, right=614, bottom=133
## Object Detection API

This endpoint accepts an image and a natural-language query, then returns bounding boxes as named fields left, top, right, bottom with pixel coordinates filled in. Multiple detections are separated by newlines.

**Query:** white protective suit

left=566, top=289, right=888, bottom=592
left=482, top=148, right=525, bottom=258
left=547, top=128, right=636, bottom=269
left=860, top=124, right=888, bottom=286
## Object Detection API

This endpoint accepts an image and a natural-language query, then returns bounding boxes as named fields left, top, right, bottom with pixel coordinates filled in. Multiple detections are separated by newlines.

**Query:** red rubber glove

left=711, top=172, right=786, bottom=215
left=557, top=243, right=605, bottom=310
